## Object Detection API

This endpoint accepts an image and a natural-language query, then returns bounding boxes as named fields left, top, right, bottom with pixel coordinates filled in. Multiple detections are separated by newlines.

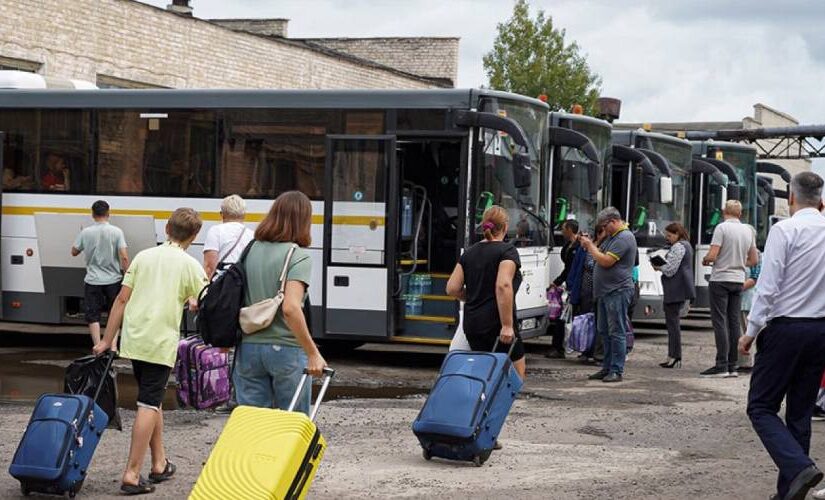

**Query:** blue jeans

left=598, top=287, right=633, bottom=375
left=233, top=342, right=310, bottom=415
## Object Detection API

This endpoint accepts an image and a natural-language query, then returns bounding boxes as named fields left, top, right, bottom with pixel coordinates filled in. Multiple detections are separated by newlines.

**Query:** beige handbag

left=239, top=243, right=298, bottom=335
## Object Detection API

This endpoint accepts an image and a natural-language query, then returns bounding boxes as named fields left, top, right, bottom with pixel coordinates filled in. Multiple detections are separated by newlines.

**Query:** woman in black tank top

left=446, top=206, right=526, bottom=379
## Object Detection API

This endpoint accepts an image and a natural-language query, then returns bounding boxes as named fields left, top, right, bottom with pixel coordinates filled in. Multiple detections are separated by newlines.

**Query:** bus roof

left=0, top=88, right=549, bottom=110
left=612, top=129, right=691, bottom=148
left=550, top=111, right=611, bottom=129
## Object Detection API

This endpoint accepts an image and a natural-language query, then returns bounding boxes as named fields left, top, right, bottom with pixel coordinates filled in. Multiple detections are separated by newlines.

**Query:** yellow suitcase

left=190, top=368, right=334, bottom=500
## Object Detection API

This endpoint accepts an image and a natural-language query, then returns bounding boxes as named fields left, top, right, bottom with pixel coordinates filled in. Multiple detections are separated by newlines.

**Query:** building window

left=96, top=75, right=166, bottom=89
left=0, top=56, right=41, bottom=73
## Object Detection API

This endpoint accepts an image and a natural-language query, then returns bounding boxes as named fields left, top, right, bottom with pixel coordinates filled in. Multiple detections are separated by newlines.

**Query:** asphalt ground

left=0, top=316, right=820, bottom=499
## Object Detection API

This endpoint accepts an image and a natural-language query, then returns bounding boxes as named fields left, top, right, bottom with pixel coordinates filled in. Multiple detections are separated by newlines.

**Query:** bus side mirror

left=513, top=152, right=532, bottom=189
left=632, top=206, right=648, bottom=232
left=555, top=197, right=569, bottom=226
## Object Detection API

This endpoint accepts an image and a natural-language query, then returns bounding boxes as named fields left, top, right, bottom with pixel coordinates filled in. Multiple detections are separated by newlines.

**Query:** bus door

left=323, top=135, right=396, bottom=337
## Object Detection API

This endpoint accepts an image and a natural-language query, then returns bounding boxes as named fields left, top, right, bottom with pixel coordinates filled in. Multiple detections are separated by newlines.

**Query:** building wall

left=0, top=0, right=443, bottom=90
left=304, top=38, right=459, bottom=87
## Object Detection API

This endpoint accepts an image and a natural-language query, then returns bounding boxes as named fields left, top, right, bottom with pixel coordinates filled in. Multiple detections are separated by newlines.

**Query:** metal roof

left=0, top=88, right=548, bottom=110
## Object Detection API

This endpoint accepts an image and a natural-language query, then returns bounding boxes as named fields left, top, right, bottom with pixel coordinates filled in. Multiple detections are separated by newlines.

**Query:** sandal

left=120, top=476, right=156, bottom=495
left=148, top=460, right=176, bottom=483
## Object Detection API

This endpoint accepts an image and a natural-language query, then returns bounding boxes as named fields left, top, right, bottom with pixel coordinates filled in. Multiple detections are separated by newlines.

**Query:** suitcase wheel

left=472, top=455, right=484, bottom=467
left=20, top=483, right=30, bottom=496
left=422, top=448, right=432, bottom=461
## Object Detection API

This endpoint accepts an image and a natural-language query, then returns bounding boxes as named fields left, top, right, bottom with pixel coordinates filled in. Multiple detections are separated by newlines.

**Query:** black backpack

left=197, top=241, right=255, bottom=347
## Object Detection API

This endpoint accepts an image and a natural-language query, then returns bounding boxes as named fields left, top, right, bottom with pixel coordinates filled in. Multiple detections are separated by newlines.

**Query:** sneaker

left=726, top=371, right=739, bottom=378
left=814, top=486, right=825, bottom=499
left=602, top=373, right=623, bottom=383
left=588, top=369, right=609, bottom=380
left=699, top=366, right=729, bottom=378
left=813, top=408, right=825, bottom=422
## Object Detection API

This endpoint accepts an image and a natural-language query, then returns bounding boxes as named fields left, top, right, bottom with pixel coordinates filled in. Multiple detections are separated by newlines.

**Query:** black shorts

left=466, top=333, right=525, bottom=362
left=84, top=282, right=121, bottom=324
left=132, top=360, right=171, bottom=410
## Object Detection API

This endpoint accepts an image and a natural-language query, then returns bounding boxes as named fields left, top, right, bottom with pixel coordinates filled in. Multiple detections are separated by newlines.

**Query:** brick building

left=0, top=0, right=459, bottom=89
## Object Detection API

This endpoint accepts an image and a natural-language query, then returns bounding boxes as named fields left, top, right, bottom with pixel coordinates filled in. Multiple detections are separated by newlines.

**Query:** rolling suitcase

left=175, top=335, right=231, bottom=410
left=190, top=367, right=335, bottom=500
left=9, top=352, right=115, bottom=497
left=412, top=341, right=523, bottom=466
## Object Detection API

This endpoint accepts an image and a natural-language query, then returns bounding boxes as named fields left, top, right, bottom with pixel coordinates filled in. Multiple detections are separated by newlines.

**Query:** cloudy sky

left=138, top=0, right=824, bottom=126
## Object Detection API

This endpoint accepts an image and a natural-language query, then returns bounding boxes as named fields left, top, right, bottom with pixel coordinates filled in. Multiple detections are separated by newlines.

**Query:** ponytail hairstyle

left=481, top=205, right=509, bottom=241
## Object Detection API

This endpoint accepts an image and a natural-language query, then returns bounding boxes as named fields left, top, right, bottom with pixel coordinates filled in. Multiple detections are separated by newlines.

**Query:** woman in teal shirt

left=234, top=191, right=327, bottom=414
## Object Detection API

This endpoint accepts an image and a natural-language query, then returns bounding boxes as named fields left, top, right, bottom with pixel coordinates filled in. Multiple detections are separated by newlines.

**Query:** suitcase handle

left=288, top=367, right=335, bottom=422
left=92, top=351, right=117, bottom=404
left=491, top=338, right=517, bottom=357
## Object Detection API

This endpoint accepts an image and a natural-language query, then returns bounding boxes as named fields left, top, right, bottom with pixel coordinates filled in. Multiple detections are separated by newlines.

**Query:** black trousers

left=664, top=301, right=683, bottom=359
left=710, top=281, right=743, bottom=370
left=747, top=319, right=825, bottom=497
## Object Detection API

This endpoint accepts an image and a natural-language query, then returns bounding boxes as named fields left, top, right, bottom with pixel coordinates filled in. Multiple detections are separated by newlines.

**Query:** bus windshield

left=714, top=147, right=757, bottom=228
left=701, top=175, right=726, bottom=245
left=635, top=137, right=692, bottom=246
left=476, top=98, right=548, bottom=247
left=553, top=118, right=611, bottom=237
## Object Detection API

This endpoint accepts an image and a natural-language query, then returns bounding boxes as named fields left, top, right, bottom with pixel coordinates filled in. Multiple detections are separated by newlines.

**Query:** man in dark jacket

left=546, top=220, right=579, bottom=359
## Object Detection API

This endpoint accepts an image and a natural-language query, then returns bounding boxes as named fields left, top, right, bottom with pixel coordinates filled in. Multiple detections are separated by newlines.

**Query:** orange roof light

left=642, top=123, right=652, bottom=132
left=571, top=104, right=584, bottom=115
left=537, top=94, right=548, bottom=103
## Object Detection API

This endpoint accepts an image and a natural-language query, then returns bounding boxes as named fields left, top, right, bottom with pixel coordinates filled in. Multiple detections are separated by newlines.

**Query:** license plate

left=520, top=318, right=537, bottom=330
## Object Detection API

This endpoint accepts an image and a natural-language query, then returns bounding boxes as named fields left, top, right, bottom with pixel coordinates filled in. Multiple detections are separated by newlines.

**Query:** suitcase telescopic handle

left=491, top=338, right=517, bottom=357
left=92, top=350, right=117, bottom=404
left=288, top=367, right=335, bottom=422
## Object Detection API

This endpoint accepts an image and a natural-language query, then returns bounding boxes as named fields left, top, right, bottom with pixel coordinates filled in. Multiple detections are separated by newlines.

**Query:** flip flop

left=120, top=476, right=155, bottom=495
left=148, top=460, right=176, bottom=483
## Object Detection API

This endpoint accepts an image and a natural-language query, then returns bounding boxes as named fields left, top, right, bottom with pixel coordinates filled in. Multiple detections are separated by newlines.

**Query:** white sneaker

left=812, top=486, right=825, bottom=500
left=726, top=371, right=739, bottom=378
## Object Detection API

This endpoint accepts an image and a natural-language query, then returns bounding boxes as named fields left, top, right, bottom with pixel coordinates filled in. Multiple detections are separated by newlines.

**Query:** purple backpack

left=175, top=336, right=231, bottom=410
left=547, top=287, right=563, bottom=320
left=568, top=313, right=595, bottom=352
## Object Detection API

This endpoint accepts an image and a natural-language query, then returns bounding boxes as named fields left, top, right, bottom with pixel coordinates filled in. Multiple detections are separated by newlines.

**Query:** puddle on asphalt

left=0, top=350, right=426, bottom=410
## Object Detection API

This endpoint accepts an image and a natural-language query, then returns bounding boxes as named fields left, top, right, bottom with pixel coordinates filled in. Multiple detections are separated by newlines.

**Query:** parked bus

left=690, top=140, right=757, bottom=307
left=0, top=88, right=581, bottom=346
left=546, top=112, right=612, bottom=284
left=608, top=130, right=692, bottom=320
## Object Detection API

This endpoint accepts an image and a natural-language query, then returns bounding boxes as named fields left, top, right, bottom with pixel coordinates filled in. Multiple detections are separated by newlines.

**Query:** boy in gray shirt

left=72, top=200, right=129, bottom=345
left=701, top=200, right=758, bottom=378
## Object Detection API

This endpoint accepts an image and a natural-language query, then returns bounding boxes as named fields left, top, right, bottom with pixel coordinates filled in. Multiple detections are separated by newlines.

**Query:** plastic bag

left=568, top=313, right=596, bottom=352
left=547, top=287, right=563, bottom=320
left=449, top=310, right=471, bottom=351
left=64, top=354, right=122, bottom=431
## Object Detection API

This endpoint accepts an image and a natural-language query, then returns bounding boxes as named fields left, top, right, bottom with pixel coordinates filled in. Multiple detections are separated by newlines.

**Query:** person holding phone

left=653, top=222, right=695, bottom=368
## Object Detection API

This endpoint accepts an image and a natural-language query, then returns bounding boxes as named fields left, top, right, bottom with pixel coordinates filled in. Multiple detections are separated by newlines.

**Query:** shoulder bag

left=239, top=243, right=298, bottom=335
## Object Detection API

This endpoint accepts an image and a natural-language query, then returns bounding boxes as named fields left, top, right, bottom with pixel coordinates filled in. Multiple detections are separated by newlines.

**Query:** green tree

left=483, top=0, right=601, bottom=114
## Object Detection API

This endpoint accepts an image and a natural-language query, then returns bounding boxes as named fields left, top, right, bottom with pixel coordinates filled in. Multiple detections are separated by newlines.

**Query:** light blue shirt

left=746, top=207, right=825, bottom=337
left=73, top=221, right=127, bottom=285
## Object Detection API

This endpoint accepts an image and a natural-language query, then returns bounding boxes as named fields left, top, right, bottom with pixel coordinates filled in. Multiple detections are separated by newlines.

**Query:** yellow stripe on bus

left=1, top=206, right=384, bottom=226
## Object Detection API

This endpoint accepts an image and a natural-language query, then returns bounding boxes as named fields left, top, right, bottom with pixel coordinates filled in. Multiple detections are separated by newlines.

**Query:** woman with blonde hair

left=233, top=191, right=326, bottom=415
left=446, top=206, right=525, bottom=378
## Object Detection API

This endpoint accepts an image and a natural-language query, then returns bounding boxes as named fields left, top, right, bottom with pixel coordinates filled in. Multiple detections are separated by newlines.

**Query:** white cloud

left=137, top=0, right=825, bottom=127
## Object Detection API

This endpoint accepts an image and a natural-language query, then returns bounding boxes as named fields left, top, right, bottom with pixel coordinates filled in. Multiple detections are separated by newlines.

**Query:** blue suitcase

left=9, top=353, right=114, bottom=497
left=412, top=344, right=523, bottom=466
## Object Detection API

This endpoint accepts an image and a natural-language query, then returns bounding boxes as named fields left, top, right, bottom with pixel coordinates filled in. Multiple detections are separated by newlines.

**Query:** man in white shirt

left=740, top=172, right=825, bottom=500
left=203, top=195, right=254, bottom=281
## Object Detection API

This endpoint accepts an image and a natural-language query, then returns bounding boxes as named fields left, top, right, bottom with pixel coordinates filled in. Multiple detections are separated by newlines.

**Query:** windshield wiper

left=517, top=201, right=550, bottom=230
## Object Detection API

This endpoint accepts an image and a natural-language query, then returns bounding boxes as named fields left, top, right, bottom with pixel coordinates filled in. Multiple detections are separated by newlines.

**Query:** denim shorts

left=232, top=342, right=310, bottom=415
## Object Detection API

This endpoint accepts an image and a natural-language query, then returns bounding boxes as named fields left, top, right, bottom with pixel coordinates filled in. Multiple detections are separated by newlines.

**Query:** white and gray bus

left=0, top=88, right=594, bottom=346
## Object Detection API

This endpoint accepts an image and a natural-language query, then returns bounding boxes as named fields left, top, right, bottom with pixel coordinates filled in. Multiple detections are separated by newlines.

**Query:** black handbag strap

left=216, top=227, right=250, bottom=267
left=92, top=351, right=117, bottom=404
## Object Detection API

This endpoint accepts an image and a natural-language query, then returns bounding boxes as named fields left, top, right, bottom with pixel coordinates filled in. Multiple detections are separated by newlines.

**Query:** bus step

left=405, top=314, right=456, bottom=324
left=419, top=295, right=455, bottom=316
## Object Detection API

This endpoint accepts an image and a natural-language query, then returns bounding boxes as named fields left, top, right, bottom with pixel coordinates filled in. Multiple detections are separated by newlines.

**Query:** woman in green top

left=234, top=191, right=327, bottom=415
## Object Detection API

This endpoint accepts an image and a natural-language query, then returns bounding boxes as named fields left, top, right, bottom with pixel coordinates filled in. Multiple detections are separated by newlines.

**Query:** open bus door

left=323, top=135, right=396, bottom=338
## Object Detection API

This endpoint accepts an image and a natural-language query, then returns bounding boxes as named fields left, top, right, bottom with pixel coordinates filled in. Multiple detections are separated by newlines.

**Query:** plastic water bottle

left=420, top=274, right=432, bottom=295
